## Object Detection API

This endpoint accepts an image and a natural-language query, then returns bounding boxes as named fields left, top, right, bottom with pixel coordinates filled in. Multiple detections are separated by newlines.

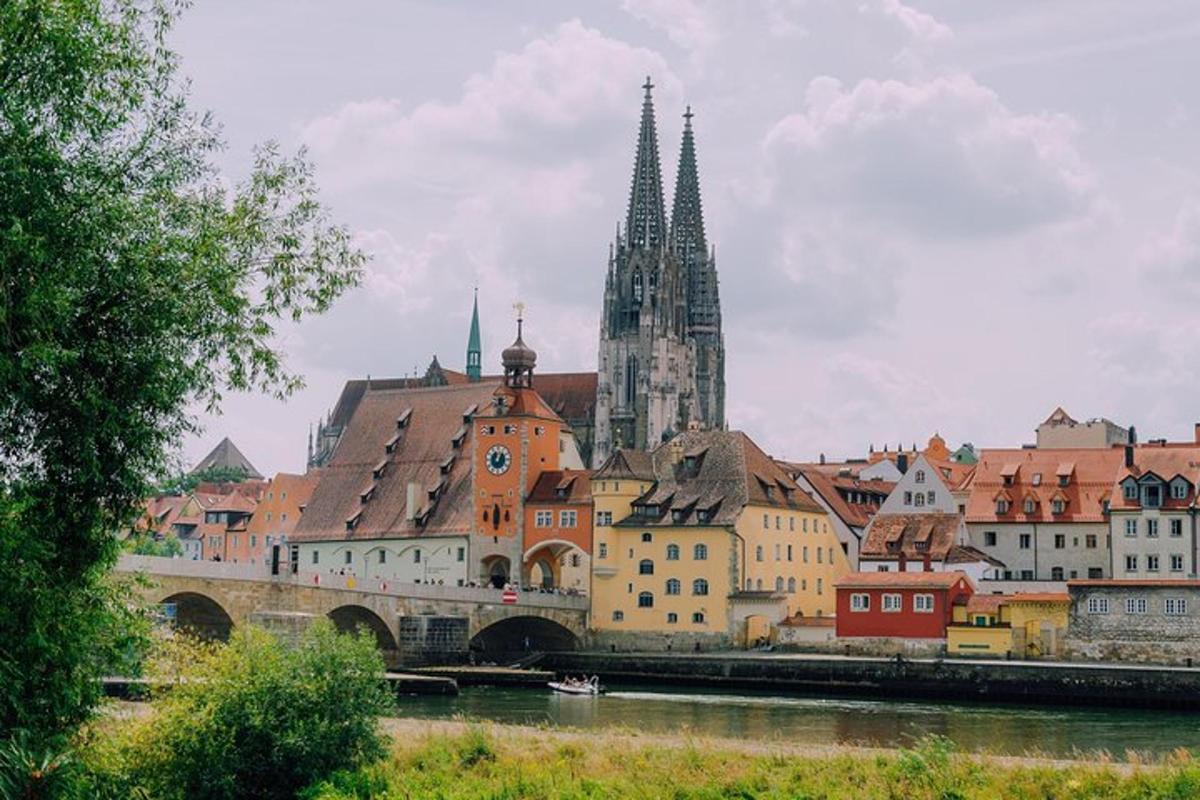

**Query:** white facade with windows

left=878, top=454, right=959, bottom=515
left=294, top=534, right=471, bottom=585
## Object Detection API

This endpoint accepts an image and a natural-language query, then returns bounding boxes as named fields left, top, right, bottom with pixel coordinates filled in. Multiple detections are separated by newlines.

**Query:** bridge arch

left=327, top=604, right=400, bottom=669
left=522, top=539, right=589, bottom=592
left=161, top=591, right=234, bottom=642
left=469, top=614, right=579, bottom=662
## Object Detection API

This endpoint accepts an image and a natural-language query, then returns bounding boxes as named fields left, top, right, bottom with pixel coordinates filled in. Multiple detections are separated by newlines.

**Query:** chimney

left=1194, top=423, right=1200, bottom=445
left=897, top=453, right=909, bottom=474
left=1124, top=445, right=1134, bottom=468
left=406, top=482, right=420, bottom=521
left=923, top=553, right=932, bottom=572
left=898, top=552, right=907, bottom=572
left=819, top=453, right=826, bottom=465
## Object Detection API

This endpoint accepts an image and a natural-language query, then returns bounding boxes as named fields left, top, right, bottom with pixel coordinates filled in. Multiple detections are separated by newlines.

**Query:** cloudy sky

left=172, top=0, right=1200, bottom=477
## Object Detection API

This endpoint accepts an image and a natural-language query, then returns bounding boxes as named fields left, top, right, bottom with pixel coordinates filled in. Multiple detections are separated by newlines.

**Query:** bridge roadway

left=116, top=555, right=588, bottom=668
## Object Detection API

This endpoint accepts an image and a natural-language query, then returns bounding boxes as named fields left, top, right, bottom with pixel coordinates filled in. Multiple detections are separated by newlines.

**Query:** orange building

left=232, top=472, right=320, bottom=571
left=523, top=469, right=593, bottom=590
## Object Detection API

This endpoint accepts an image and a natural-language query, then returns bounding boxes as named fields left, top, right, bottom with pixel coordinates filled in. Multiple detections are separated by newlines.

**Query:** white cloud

left=764, top=74, right=1096, bottom=236
left=1137, top=201, right=1200, bottom=297
left=620, top=0, right=721, bottom=52
left=875, top=0, right=952, bottom=43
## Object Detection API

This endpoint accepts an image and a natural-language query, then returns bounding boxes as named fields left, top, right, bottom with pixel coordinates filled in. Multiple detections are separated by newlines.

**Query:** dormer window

left=996, top=499, right=1010, bottom=514
left=1023, top=498, right=1036, bottom=514
left=1143, top=483, right=1163, bottom=508
left=1123, top=481, right=1137, bottom=500
left=1051, top=498, right=1065, bottom=514
left=1058, top=475, right=1069, bottom=488
left=671, top=509, right=685, bottom=523
left=1002, top=476, right=1013, bottom=486
left=1032, top=473, right=1042, bottom=486
left=1171, top=481, right=1189, bottom=500
left=914, top=540, right=928, bottom=551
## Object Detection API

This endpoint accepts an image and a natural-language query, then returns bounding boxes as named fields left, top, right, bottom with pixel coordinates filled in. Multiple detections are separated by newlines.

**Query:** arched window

left=756, top=578, right=763, bottom=590
left=638, top=559, right=654, bottom=575
left=788, top=577, right=796, bottom=593
left=915, top=470, right=926, bottom=484
left=746, top=578, right=753, bottom=590
left=692, top=578, right=709, bottom=596
left=633, top=270, right=644, bottom=303
left=641, top=531, right=653, bottom=543
left=666, top=578, right=681, bottom=595
left=638, top=591, right=654, bottom=608
left=775, top=576, right=784, bottom=592
left=693, top=543, right=708, bottom=560
left=625, top=355, right=639, bottom=407
left=666, top=544, right=680, bottom=560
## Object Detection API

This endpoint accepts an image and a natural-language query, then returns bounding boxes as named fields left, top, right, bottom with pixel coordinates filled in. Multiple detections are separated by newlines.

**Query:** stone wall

left=1066, top=584, right=1200, bottom=664
left=398, top=615, right=470, bottom=665
left=587, top=629, right=731, bottom=653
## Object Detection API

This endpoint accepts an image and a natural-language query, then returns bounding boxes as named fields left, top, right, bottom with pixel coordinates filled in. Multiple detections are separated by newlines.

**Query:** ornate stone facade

left=593, top=80, right=725, bottom=466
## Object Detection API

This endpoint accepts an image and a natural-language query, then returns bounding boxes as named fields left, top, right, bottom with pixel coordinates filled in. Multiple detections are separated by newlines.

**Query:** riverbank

left=303, top=718, right=1199, bottom=798
left=545, top=650, right=1200, bottom=709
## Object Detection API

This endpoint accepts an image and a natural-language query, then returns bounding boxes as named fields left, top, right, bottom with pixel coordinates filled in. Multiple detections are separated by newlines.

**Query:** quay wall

left=543, top=651, right=1200, bottom=710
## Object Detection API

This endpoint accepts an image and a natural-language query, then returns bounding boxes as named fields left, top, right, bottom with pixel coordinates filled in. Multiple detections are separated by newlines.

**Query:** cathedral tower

left=671, top=106, right=725, bottom=430
left=594, top=78, right=699, bottom=465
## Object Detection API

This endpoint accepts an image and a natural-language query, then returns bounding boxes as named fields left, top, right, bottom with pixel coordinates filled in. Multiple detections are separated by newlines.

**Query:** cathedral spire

left=466, top=286, right=482, bottom=382
left=625, top=76, right=667, bottom=249
left=670, top=104, right=707, bottom=258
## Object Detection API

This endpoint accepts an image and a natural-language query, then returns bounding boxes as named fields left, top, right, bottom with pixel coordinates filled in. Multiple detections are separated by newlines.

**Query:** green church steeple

left=466, top=287, right=482, bottom=381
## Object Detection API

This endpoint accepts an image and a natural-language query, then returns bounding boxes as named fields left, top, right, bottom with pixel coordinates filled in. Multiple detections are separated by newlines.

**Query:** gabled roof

left=294, top=381, right=501, bottom=542
left=190, top=437, right=263, bottom=479
left=835, top=571, right=973, bottom=591
left=784, top=463, right=894, bottom=530
left=860, top=512, right=964, bottom=561
left=1110, top=443, right=1200, bottom=511
left=527, top=470, right=593, bottom=504
left=965, top=447, right=1123, bottom=523
left=594, top=448, right=655, bottom=481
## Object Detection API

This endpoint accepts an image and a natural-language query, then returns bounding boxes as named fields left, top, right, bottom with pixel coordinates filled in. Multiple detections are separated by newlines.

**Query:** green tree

left=0, top=0, right=363, bottom=745
left=157, top=464, right=249, bottom=495
left=124, top=530, right=184, bottom=558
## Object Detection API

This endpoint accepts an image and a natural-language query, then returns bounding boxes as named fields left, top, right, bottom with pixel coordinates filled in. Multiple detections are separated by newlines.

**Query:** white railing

left=117, top=554, right=589, bottom=611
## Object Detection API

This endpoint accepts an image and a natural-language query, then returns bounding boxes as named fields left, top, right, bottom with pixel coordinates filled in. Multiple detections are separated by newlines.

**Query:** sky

left=171, top=0, right=1200, bottom=477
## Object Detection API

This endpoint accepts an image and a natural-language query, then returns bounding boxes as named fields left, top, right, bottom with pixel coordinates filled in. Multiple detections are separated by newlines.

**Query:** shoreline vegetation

left=305, top=718, right=1200, bottom=799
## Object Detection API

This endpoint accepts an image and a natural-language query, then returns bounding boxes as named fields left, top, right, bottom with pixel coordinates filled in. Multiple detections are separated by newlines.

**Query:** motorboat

left=549, top=675, right=602, bottom=696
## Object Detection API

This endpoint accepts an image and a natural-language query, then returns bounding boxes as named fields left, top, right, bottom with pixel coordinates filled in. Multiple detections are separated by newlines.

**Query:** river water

left=398, top=684, right=1200, bottom=759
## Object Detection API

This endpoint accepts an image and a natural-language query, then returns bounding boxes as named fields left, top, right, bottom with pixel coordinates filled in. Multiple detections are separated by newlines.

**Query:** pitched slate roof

left=614, top=430, right=824, bottom=528
left=594, top=448, right=656, bottom=481
left=190, top=437, right=263, bottom=479
left=965, top=447, right=1123, bottom=524
left=293, top=381, right=501, bottom=542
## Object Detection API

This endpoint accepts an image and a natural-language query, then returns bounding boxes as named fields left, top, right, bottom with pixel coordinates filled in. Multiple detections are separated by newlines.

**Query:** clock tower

left=471, top=312, right=566, bottom=588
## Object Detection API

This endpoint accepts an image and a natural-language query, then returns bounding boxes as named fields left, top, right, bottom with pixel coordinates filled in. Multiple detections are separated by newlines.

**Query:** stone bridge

left=117, top=555, right=588, bottom=667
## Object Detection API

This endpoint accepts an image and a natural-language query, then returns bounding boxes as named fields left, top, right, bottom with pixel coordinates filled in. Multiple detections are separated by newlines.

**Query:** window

left=597, top=511, right=613, bottom=526
left=787, top=545, right=793, bottom=561
left=915, top=470, right=925, bottom=484
left=560, top=510, right=577, bottom=527
left=996, top=499, right=1010, bottom=514
left=692, top=578, right=709, bottom=596
left=803, top=519, right=809, bottom=533
left=1058, top=475, right=1070, bottom=488
left=535, top=510, right=552, bottom=527
left=1019, top=533, right=1031, bottom=550
left=1023, top=498, right=1036, bottom=514
left=788, top=577, right=796, bottom=593
left=1147, top=519, right=1159, bottom=538
left=882, top=593, right=902, bottom=612
left=851, top=593, right=870, bottom=612
left=928, top=490, right=936, bottom=504
left=1051, top=566, right=1064, bottom=581
left=667, top=612, right=678, bottom=624
left=694, top=543, right=708, bottom=560
left=666, top=578, right=681, bottom=595
left=1166, top=598, right=1188, bottom=616
left=641, top=532, right=653, bottom=543
left=1125, top=597, right=1148, bottom=615
left=412, top=548, right=421, bottom=564
left=1123, top=482, right=1137, bottom=500
left=1051, top=499, right=1065, bottom=515
left=1171, top=519, right=1184, bottom=537
left=1032, top=473, right=1042, bottom=486
left=1172, top=554, right=1184, bottom=572
left=1020, top=569, right=1034, bottom=580
left=984, top=531, right=997, bottom=547
left=803, top=546, right=809, bottom=563
left=1172, top=482, right=1188, bottom=500
left=817, top=548, right=823, bottom=564
left=344, top=550, right=352, bottom=565
left=756, top=545, right=764, bottom=562
left=1087, top=596, right=1109, bottom=614
left=914, top=594, right=934, bottom=613
left=638, top=592, right=654, bottom=608
left=1053, top=534, right=1065, bottom=549
left=250, top=535, right=257, bottom=548
left=570, top=553, right=581, bottom=568
left=903, top=491, right=913, bottom=505
left=598, top=542, right=608, bottom=559
left=280, top=513, right=287, bottom=523
left=666, top=544, right=680, bottom=560
left=692, top=612, right=705, bottom=624
left=311, top=550, right=319, bottom=565
left=1144, top=484, right=1162, bottom=508
left=378, top=549, right=387, bottom=565
left=763, top=513, right=769, bottom=527
left=1086, top=534, right=1097, bottom=549
left=789, top=518, right=795, bottom=532
left=612, top=610, right=624, bottom=622
left=1147, top=555, right=1160, bottom=572
left=1125, top=519, right=1138, bottom=537
left=914, top=493, right=925, bottom=508
left=775, top=544, right=781, bottom=561
left=638, top=559, right=654, bottom=575
left=457, top=547, right=465, bottom=562
left=1125, top=555, right=1138, bottom=572
left=1088, top=567, right=1104, bottom=578
left=776, top=515, right=781, bottom=530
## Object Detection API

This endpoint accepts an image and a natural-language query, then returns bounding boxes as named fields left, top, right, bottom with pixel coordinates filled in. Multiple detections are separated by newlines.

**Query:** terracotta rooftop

left=1068, top=579, right=1200, bottom=588
left=965, top=447, right=1124, bottom=524
left=613, top=430, right=825, bottom=528
left=835, top=571, right=973, bottom=590
left=293, top=381, right=502, bottom=542
left=964, top=595, right=1004, bottom=614
left=527, top=469, right=593, bottom=505
left=1109, top=443, right=1200, bottom=511
left=785, top=464, right=894, bottom=529
left=861, top=512, right=963, bottom=561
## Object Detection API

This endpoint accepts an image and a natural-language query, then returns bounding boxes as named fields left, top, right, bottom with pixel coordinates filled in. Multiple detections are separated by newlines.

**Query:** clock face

left=485, top=444, right=512, bottom=475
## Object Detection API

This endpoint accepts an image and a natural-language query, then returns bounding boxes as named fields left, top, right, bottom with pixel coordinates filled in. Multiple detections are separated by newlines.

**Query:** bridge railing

left=117, top=554, right=589, bottom=611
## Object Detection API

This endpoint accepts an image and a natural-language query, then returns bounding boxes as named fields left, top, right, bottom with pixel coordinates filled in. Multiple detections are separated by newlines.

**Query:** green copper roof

left=466, top=288, right=482, bottom=380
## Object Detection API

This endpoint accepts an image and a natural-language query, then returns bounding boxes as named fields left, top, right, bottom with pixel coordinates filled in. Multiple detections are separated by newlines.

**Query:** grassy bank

left=302, top=719, right=1200, bottom=799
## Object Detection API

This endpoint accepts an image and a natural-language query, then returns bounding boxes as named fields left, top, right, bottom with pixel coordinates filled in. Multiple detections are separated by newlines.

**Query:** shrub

left=129, top=621, right=391, bottom=800
left=0, top=730, right=79, bottom=800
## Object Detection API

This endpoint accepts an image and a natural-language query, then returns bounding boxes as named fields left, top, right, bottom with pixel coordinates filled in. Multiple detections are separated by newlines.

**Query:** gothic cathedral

left=593, top=78, right=725, bottom=465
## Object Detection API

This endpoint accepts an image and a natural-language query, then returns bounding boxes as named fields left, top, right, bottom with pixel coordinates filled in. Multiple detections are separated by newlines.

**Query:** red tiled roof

left=527, top=469, right=593, bottom=504
left=785, top=464, right=893, bottom=529
left=965, top=447, right=1123, bottom=523
left=1068, top=579, right=1200, bottom=588
left=1109, top=443, right=1200, bottom=511
left=965, top=595, right=1004, bottom=614
left=835, top=571, right=973, bottom=590
left=861, top=512, right=962, bottom=561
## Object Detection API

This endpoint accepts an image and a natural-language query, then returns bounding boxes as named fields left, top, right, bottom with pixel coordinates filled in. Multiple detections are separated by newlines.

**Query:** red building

left=834, top=571, right=973, bottom=639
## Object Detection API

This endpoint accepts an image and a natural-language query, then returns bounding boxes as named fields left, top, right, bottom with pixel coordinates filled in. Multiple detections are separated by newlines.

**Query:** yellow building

left=947, top=593, right=1070, bottom=658
left=590, top=431, right=850, bottom=649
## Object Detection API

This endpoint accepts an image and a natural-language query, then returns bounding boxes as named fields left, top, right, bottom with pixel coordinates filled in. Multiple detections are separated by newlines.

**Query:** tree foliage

left=157, top=464, right=249, bottom=495
left=0, top=0, right=363, bottom=742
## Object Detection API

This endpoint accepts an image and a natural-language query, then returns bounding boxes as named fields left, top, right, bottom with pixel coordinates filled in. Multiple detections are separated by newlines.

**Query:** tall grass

left=304, top=727, right=1200, bottom=800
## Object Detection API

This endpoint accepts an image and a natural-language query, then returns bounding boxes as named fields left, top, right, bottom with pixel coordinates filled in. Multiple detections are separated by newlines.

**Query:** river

left=398, top=684, right=1200, bottom=759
